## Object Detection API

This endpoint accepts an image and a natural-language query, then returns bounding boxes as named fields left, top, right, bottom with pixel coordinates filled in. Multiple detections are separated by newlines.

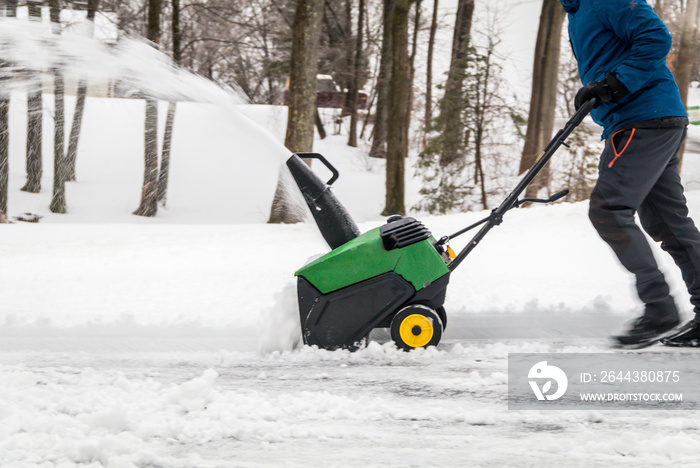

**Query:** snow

left=3, top=3, right=700, bottom=467
left=6, top=342, right=700, bottom=467
left=5, top=97, right=286, bottom=224
left=3, top=121, right=700, bottom=465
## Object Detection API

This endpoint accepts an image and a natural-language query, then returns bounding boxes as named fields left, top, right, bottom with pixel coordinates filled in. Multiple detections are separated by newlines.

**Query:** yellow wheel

left=390, top=305, right=443, bottom=351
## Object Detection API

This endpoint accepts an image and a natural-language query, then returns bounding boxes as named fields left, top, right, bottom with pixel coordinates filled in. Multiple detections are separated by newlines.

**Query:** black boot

left=660, top=320, right=700, bottom=347
left=613, top=315, right=680, bottom=349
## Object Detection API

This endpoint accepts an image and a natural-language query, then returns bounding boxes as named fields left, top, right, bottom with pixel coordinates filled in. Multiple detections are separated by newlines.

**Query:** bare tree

left=382, top=0, right=416, bottom=216
left=340, top=0, right=353, bottom=106
left=347, top=0, right=365, bottom=147
left=653, top=0, right=666, bottom=19
left=49, top=0, right=67, bottom=213
left=284, top=0, right=324, bottom=152
left=133, top=0, right=163, bottom=217
left=674, top=0, right=699, bottom=167
left=472, top=44, right=493, bottom=209
left=22, top=0, right=43, bottom=194
left=423, top=0, right=438, bottom=142
left=0, top=80, right=7, bottom=216
left=407, top=0, right=421, bottom=128
left=268, top=0, right=325, bottom=224
left=435, top=0, right=474, bottom=167
left=65, top=0, right=99, bottom=182
left=0, top=0, right=17, bottom=217
left=157, top=0, right=181, bottom=205
left=413, top=0, right=474, bottom=214
left=409, top=1, right=421, bottom=91
left=519, top=0, right=565, bottom=198
left=416, top=4, right=523, bottom=214
left=369, top=0, right=394, bottom=158
left=556, top=57, right=600, bottom=202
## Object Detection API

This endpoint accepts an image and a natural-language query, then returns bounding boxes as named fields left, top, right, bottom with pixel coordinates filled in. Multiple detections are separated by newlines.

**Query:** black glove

left=574, top=73, right=629, bottom=110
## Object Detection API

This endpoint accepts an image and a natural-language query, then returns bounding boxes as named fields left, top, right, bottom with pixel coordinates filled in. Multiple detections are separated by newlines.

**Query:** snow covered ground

left=3, top=109, right=700, bottom=466
left=8, top=340, right=700, bottom=468
left=4, top=4, right=700, bottom=466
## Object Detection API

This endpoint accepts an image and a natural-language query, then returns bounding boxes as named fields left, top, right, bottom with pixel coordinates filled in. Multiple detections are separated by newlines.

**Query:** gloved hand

left=574, top=73, right=629, bottom=110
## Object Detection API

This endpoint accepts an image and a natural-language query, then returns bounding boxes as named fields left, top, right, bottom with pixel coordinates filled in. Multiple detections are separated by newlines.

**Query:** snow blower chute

left=288, top=100, right=595, bottom=351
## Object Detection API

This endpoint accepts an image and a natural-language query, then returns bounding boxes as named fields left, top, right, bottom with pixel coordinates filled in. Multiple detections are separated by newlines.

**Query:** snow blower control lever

left=287, top=99, right=595, bottom=351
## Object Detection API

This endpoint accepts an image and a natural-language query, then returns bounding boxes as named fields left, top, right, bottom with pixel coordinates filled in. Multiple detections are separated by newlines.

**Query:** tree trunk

left=3, top=0, right=17, bottom=17
left=0, top=0, right=16, bottom=215
left=369, top=0, right=395, bottom=159
left=475, top=127, right=486, bottom=209
left=134, top=99, right=159, bottom=217
left=315, top=107, right=327, bottom=139
left=49, top=68, right=67, bottom=213
left=474, top=48, right=493, bottom=211
left=409, top=0, right=421, bottom=87
left=424, top=0, right=438, bottom=141
left=66, top=0, right=99, bottom=182
left=519, top=0, right=565, bottom=199
left=341, top=0, right=354, bottom=113
left=407, top=0, right=421, bottom=130
left=436, top=0, right=474, bottom=167
left=157, top=0, right=181, bottom=205
left=66, top=79, right=86, bottom=182
left=134, top=0, right=162, bottom=217
left=49, top=0, right=67, bottom=214
left=171, top=0, right=181, bottom=65
left=382, top=0, right=415, bottom=216
left=22, top=1, right=43, bottom=194
left=347, top=0, right=365, bottom=148
left=0, top=89, right=8, bottom=216
left=653, top=0, right=665, bottom=20
left=157, top=100, right=175, bottom=204
left=146, top=0, right=162, bottom=44
left=284, top=0, right=324, bottom=153
left=674, top=0, right=698, bottom=168
left=268, top=0, right=324, bottom=224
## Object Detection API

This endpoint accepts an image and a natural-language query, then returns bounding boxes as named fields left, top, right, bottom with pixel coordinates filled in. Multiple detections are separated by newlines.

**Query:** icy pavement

left=3, top=331, right=700, bottom=468
left=3, top=211, right=700, bottom=467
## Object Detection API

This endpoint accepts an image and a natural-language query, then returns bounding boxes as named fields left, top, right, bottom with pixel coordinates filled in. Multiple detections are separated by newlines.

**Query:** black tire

left=436, top=306, right=447, bottom=330
left=390, top=304, right=443, bottom=351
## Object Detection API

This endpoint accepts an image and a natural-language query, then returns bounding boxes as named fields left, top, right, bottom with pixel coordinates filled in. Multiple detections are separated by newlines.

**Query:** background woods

left=0, top=0, right=698, bottom=220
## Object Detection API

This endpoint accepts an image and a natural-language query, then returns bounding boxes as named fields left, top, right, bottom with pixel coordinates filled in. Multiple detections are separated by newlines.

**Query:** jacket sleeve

left=593, top=0, right=672, bottom=94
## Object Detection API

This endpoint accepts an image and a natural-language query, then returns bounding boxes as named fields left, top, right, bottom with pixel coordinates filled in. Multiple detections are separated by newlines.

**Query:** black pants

left=589, top=126, right=700, bottom=323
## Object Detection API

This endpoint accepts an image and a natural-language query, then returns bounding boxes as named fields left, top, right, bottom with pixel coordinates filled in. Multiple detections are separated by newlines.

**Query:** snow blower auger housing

left=287, top=153, right=450, bottom=351
left=288, top=99, right=595, bottom=352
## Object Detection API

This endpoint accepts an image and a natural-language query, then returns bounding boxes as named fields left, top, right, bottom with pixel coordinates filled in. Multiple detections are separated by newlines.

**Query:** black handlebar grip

left=549, top=189, right=570, bottom=202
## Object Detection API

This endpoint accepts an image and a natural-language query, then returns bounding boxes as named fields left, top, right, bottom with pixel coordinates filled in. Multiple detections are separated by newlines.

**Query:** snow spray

left=0, top=16, right=307, bottom=218
left=258, top=280, right=304, bottom=353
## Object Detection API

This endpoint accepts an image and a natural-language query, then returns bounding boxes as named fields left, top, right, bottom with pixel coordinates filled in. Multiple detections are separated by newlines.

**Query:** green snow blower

left=289, top=100, right=595, bottom=351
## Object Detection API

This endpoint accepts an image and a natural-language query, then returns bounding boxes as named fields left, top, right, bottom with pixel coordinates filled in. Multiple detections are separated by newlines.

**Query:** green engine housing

left=295, top=217, right=451, bottom=349
left=296, top=227, right=449, bottom=294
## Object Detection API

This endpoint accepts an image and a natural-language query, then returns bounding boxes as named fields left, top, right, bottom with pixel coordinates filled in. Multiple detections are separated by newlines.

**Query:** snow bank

left=5, top=96, right=289, bottom=224
left=257, top=280, right=303, bottom=353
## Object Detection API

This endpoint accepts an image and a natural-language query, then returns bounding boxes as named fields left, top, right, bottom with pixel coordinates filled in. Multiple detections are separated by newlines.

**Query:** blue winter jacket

left=560, top=0, right=687, bottom=139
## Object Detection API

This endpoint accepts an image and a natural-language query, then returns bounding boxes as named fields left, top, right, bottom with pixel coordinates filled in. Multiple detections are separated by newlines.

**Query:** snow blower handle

left=294, top=153, right=340, bottom=186
left=447, top=99, right=596, bottom=271
left=549, top=188, right=570, bottom=202
left=513, top=188, right=570, bottom=208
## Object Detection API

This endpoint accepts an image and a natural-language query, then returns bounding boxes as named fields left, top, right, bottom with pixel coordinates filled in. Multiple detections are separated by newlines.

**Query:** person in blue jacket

left=560, top=0, right=700, bottom=347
